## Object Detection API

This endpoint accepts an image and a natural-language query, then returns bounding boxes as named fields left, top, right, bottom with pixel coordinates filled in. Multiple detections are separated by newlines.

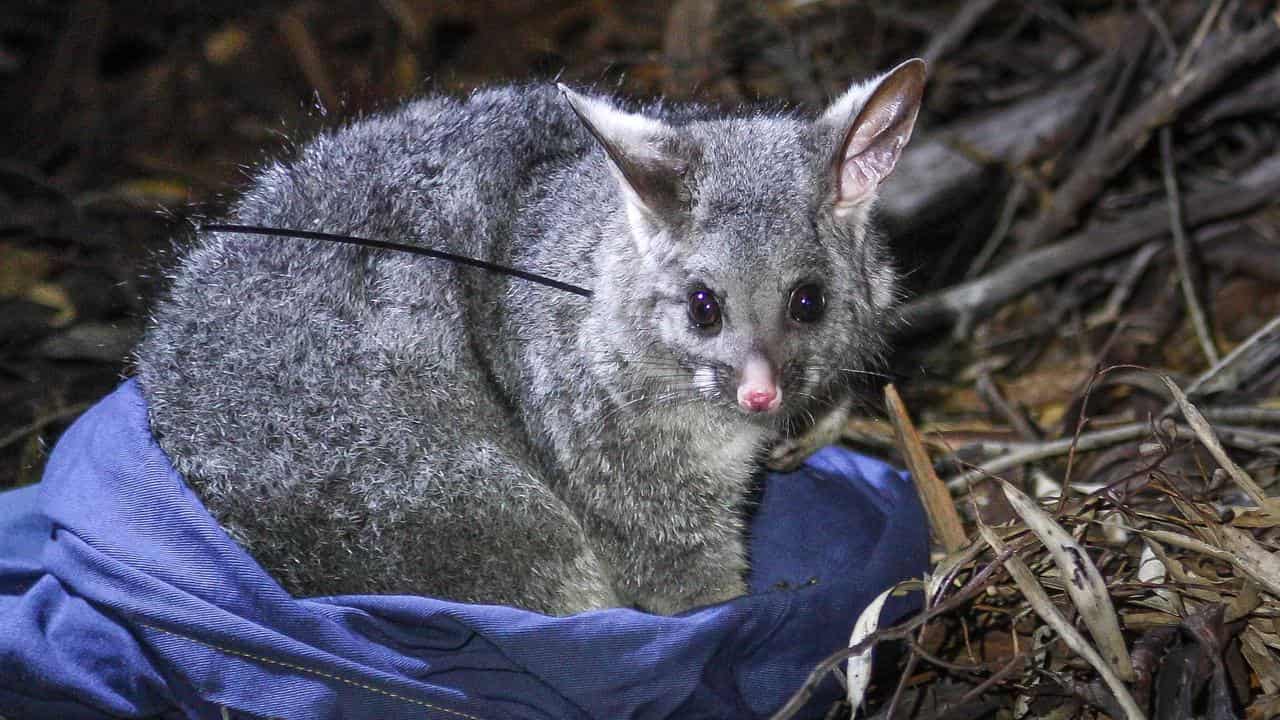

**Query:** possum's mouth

left=690, top=362, right=805, bottom=427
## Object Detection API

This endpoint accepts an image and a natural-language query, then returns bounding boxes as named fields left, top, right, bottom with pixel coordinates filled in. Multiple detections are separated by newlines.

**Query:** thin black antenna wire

left=200, top=223, right=593, bottom=298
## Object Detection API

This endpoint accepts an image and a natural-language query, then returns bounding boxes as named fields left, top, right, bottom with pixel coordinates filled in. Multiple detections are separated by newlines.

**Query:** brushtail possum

left=135, top=60, right=925, bottom=616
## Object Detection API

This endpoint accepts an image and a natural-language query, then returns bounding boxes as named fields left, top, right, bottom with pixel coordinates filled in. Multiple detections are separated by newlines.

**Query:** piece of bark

left=884, top=383, right=967, bottom=553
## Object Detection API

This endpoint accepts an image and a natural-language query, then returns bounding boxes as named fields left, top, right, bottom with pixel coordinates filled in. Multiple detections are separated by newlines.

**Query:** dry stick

left=1200, top=225, right=1280, bottom=285
left=1136, top=0, right=1176, bottom=61
left=945, top=363, right=1280, bottom=489
left=1159, top=127, right=1220, bottom=365
left=965, top=179, right=1028, bottom=280
left=886, top=544, right=991, bottom=718
left=1209, top=424, right=1280, bottom=450
left=1202, top=406, right=1280, bottom=424
left=897, top=166, right=1280, bottom=337
left=878, top=63, right=1107, bottom=229
left=884, top=639, right=922, bottom=719
left=948, top=422, right=1152, bottom=491
left=1160, top=376, right=1267, bottom=506
left=1174, top=0, right=1229, bottom=77
left=947, top=418, right=1278, bottom=492
left=277, top=8, right=340, bottom=113
left=1141, top=527, right=1280, bottom=600
left=1027, top=0, right=1101, bottom=55
left=885, top=384, right=968, bottom=553
left=1193, top=62, right=1280, bottom=127
left=1088, top=16, right=1152, bottom=150
left=921, top=0, right=1001, bottom=66
left=1018, top=11, right=1280, bottom=249
left=1179, top=311, right=1280, bottom=399
left=0, top=402, right=92, bottom=452
left=1091, top=241, right=1162, bottom=326
left=934, top=651, right=1032, bottom=720
left=976, top=372, right=1042, bottom=441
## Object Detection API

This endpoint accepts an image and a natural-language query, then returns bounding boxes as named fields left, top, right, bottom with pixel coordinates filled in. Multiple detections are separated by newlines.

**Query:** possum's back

left=134, top=85, right=593, bottom=596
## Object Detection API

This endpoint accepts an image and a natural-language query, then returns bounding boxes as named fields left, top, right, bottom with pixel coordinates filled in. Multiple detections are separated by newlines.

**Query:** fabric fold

left=0, top=380, right=927, bottom=719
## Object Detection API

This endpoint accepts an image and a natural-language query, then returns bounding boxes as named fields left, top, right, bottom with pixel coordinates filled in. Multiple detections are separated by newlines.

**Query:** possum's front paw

left=638, top=571, right=748, bottom=615
left=691, top=576, right=750, bottom=609
left=766, top=433, right=823, bottom=472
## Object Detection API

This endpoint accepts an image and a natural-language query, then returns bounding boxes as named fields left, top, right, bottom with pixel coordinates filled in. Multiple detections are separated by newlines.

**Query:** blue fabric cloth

left=0, top=380, right=927, bottom=719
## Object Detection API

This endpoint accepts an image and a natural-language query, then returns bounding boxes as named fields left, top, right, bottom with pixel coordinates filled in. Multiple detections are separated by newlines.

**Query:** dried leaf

left=1215, top=524, right=1280, bottom=598
left=1246, top=694, right=1280, bottom=720
left=1243, top=626, right=1280, bottom=695
left=885, top=383, right=968, bottom=553
left=1031, top=469, right=1061, bottom=501
left=25, top=282, right=76, bottom=327
left=114, top=178, right=191, bottom=206
left=1227, top=582, right=1262, bottom=623
left=977, top=521, right=1147, bottom=720
left=0, top=244, right=54, bottom=298
left=1138, top=542, right=1166, bottom=584
left=926, top=539, right=986, bottom=604
left=1140, top=541, right=1185, bottom=617
left=1231, top=504, right=1280, bottom=529
left=1141, top=528, right=1234, bottom=564
left=1125, top=612, right=1182, bottom=629
left=1001, top=480, right=1134, bottom=680
left=204, top=24, right=249, bottom=65
left=1162, top=375, right=1267, bottom=505
left=846, top=585, right=894, bottom=714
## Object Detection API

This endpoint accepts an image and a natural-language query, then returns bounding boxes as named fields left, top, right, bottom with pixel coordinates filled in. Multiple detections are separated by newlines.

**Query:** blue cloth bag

left=0, top=380, right=927, bottom=719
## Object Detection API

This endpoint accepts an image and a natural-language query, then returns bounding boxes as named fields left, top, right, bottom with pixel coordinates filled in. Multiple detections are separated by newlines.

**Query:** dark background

left=3, top=0, right=1278, bottom=491
left=0, top=0, right=922, bottom=487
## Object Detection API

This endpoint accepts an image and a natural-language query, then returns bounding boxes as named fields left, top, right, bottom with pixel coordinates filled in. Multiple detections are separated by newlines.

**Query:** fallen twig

left=943, top=418, right=1274, bottom=491
left=921, top=0, right=1001, bottom=66
left=1180, top=311, right=1280, bottom=398
left=1019, top=11, right=1280, bottom=247
left=1159, top=126, right=1219, bottom=365
left=898, top=161, right=1280, bottom=336
left=277, top=7, right=340, bottom=112
left=0, top=402, right=92, bottom=452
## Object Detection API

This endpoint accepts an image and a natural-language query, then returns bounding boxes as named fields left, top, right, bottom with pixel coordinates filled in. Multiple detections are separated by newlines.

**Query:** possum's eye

left=687, top=287, right=722, bottom=329
left=788, top=283, right=825, bottom=323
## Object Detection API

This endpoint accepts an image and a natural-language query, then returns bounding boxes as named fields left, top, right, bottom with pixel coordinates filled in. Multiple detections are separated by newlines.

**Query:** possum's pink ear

left=558, top=84, right=686, bottom=222
left=821, top=59, right=925, bottom=217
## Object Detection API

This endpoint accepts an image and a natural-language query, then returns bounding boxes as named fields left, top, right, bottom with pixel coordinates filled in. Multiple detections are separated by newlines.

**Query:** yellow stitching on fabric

left=140, top=623, right=486, bottom=720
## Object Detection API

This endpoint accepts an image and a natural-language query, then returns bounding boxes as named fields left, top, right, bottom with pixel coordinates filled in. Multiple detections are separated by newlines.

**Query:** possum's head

left=564, top=60, right=924, bottom=426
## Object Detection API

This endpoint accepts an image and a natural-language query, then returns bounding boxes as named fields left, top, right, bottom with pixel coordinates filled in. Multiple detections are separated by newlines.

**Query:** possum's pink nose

left=739, top=387, right=779, bottom=413
left=737, top=354, right=781, bottom=414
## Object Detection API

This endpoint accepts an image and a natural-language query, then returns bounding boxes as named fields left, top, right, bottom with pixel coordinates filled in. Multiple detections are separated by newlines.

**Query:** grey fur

left=135, top=64, right=921, bottom=616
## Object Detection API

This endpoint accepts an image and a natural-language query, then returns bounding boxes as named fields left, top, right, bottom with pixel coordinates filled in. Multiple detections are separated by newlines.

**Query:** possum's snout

left=736, top=353, right=781, bottom=414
